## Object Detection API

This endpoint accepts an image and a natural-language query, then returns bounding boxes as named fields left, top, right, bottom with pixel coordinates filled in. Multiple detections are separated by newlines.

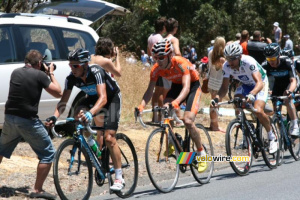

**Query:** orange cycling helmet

left=152, top=38, right=173, bottom=57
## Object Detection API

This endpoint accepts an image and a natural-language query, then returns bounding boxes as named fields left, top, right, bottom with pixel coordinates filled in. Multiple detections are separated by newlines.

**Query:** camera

left=41, top=55, right=56, bottom=72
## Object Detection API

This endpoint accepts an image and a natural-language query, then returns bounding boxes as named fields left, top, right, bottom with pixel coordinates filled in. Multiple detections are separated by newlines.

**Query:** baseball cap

left=235, top=33, right=241, bottom=38
left=273, top=22, right=279, bottom=27
left=284, top=34, right=290, bottom=38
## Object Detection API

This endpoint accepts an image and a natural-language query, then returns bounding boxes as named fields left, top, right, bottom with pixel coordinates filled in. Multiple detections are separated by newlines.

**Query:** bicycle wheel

left=225, top=119, right=253, bottom=176
left=53, top=138, right=93, bottom=200
left=288, top=120, right=300, bottom=161
left=260, top=118, right=280, bottom=169
left=272, top=116, right=284, bottom=166
left=145, top=128, right=179, bottom=193
left=190, top=124, right=214, bottom=184
left=111, top=133, right=139, bottom=198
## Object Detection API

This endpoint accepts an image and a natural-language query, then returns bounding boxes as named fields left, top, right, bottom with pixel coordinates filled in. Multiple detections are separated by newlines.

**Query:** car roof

left=32, top=0, right=130, bottom=24
left=0, top=13, right=99, bottom=39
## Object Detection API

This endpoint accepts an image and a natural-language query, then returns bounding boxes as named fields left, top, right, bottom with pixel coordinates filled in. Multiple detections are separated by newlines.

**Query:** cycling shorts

left=78, top=93, right=121, bottom=130
left=155, top=76, right=172, bottom=89
left=166, top=81, right=201, bottom=114
left=235, top=82, right=269, bottom=102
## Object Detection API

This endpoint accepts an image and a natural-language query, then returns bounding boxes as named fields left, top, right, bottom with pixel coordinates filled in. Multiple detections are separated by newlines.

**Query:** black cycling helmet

left=280, top=48, right=294, bottom=58
left=263, top=43, right=280, bottom=57
left=68, top=48, right=90, bottom=63
left=224, top=43, right=243, bottom=58
left=152, top=38, right=173, bottom=57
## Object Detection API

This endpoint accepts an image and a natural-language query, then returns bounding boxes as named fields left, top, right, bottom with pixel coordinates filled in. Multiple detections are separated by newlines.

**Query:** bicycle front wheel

left=225, top=119, right=253, bottom=176
left=288, top=120, right=300, bottom=161
left=260, top=118, right=280, bottom=169
left=113, top=133, right=139, bottom=198
left=190, top=124, right=214, bottom=184
left=53, top=138, right=93, bottom=200
left=272, top=116, right=284, bottom=166
left=145, top=128, right=179, bottom=193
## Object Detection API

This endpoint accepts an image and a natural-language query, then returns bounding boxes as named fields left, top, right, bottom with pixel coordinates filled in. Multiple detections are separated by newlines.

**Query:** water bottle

left=282, top=116, right=288, bottom=127
left=88, top=137, right=102, bottom=158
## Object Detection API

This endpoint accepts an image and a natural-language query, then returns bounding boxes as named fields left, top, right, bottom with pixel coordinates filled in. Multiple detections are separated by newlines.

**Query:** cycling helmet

left=263, top=43, right=280, bottom=57
left=224, top=43, right=243, bottom=57
left=68, top=48, right=90, bottom=63
left=280, top=48, right=294, bottom=58
left=152, top=39, right=173, bottom=57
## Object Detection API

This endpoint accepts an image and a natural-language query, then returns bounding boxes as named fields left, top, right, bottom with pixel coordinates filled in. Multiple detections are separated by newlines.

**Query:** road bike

left=51, top=118, right=138, bottom=200
left=217, top=97, right=280, bottom=175
left=269, top=94, right=300, bottom=164
left=135, top=105, right=214, bottom=193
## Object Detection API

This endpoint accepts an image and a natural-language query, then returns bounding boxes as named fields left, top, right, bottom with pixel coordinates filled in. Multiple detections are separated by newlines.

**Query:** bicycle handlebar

left=268, top=93, right=300, bottom=100
left=134, top=105, right=184, bottom=128
left=217, top=97, right=258, bottom=112
left=51, top=118, right=97, bottom=138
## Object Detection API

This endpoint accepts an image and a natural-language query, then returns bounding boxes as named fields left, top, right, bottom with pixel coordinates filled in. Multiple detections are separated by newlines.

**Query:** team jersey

left=223, top=55, right=267, bottom=86
left=150, top=56, right=199, bottom=84
left=65, top=64, right=120, bottom=98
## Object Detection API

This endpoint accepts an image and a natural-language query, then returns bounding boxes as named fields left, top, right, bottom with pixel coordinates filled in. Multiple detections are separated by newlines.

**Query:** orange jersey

left=150, top=56, right=199, bottom=84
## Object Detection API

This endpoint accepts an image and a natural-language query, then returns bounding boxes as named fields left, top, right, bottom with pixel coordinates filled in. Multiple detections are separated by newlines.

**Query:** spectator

left=147, top=17, right=167, bottom=122
left=141, top=50, right=150, bottom=68
left=240, top=30, right=249, bottom=55
left=0, top=50, right=62, bottom=200
left=207, top=40, right=214, bottom=54
left=283, top=34, right=293, bottom=50
left=190, top=44, right=198, bottom=62
left=260, top=37, right=272, bottom=44
left=272, top=22, right=282, bottom=45
left=247, top=30, right=267, bottom=64
left=207, top=36, right=226, bottom=132
left=235, top=32, right=241, bottom=42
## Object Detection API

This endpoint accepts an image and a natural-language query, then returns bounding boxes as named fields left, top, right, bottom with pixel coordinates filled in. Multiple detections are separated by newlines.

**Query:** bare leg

left=254, top=100, right=271, bottom=132
left=105, top=130, right=121, bottom=169
left=0, top=155, right=3, bottom=163
left=33, top=162, right=52, bottom=192
left=183, top=111, right=203, bottom=149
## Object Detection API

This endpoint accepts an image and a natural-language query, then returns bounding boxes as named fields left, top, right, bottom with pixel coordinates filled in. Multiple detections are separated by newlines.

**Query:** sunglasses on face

left=226, top=56, right=239, bottom=61
left=266, top=57, right=277, bottom=62
left=69, top=63, right=85, bottom=68
left=154, top=56, right=167, bottom=61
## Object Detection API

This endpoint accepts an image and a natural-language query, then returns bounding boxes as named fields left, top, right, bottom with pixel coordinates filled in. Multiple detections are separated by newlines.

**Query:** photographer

left=0, top=50, right=61, bottom=199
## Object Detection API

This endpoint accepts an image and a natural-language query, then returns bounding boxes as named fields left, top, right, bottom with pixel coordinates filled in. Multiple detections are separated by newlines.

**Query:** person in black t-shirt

left=262, top=43, right=299, bottom=137
left=247, top=30, right=267, bottom=64
left=46, top=48, right=124, bottom=191
left=0, top=50, right=62, bottom=199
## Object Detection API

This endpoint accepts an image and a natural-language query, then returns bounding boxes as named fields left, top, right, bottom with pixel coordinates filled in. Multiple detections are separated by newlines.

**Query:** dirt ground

left=0, top=113, right=234, bottom=199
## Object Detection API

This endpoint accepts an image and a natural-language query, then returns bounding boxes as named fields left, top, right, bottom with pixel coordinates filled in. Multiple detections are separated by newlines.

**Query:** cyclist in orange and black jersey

left=138, top=39, right=207, bottom=173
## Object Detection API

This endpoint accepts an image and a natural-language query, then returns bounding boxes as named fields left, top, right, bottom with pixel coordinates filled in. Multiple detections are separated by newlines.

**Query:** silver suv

left=0, top=0, right=130, bottom=130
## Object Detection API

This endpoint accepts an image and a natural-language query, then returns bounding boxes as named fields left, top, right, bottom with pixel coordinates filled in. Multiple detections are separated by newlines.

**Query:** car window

left=62, top=29, right=96, bottom=55
left=19, top=26, right=60, bottom=61
left=0, top=26, right=17, bottom=63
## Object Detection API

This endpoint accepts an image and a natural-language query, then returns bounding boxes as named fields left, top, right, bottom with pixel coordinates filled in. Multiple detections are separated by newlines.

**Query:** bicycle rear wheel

left=53, top=138, right=93, bottom=200
left=225, top=119, right=253, bottom=176
left=190, top=124, right=214, bottom=184
left=288, top=120, right=300, bottom=161
left=145, top=128, right=179, bottom=193
left=112, top=133, right=139, bottom=198
left=260, top=118, right=280, bottom=169
left=272, top=116, right=284, bottom=166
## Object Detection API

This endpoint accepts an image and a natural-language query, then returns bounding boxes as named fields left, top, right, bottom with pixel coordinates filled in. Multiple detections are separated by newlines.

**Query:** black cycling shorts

left=166, top=81, right=201, bottom=114
left=155, top=76, right=164, bottom=87
left=78, top=93, right=121, bottom=131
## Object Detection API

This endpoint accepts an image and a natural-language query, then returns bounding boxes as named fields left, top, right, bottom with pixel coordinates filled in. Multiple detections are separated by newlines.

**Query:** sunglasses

left=226, top=56, right=239, bottom=61
left=154, top=56, right=167, bottom=61
left=69, top=63, right=85, bottom=68
left=266, top=57, right=277, bottom=62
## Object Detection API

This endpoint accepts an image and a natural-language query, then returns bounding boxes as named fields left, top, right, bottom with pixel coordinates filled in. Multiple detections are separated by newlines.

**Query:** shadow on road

left=0, top=186, right=30, bottom=198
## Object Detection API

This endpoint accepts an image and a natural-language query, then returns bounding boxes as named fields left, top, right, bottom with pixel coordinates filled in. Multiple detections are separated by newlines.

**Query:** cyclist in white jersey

left=212, top=43, right=277, bottom=153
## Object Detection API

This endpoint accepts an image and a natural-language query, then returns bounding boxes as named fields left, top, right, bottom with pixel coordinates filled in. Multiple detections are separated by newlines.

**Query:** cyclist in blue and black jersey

left=262, top=43, right=299, bottom=137
left=46, top=48, right=124, bottom=191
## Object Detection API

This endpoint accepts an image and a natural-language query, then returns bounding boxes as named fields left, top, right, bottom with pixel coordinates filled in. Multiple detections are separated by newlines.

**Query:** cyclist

left=137, top=39, right=208, bottom=172
left=262, top=43, right=299, bottom=137
left=213, top=43, right=278, bottom=153
left=45, top=48, right=125, bottom=191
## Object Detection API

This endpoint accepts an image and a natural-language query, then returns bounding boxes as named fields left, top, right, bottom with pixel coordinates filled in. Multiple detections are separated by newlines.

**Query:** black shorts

left=155, top=76, right=164, bottom=87
left=272, top=83, right=288, bottom=96
left=78, top=93, right=121, bottom=130
left=166, top=81, right=201, bottom=114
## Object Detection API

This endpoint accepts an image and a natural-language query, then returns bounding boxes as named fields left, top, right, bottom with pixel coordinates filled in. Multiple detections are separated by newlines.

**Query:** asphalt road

left=92, top=153, right=300, bottom=200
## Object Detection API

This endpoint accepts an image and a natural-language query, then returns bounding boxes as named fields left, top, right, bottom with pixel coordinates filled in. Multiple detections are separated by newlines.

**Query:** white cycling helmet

left=224, top=43, right=243, bottom=58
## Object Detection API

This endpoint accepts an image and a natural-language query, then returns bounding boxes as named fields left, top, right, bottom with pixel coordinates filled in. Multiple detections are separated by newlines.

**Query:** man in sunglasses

left=262, top=43, right=299, bottom=137
left=212, top=43, right=278, bottom=154
left=137, top=39, right=208, bottom=173
left=46, top=48, right=125, bottom=191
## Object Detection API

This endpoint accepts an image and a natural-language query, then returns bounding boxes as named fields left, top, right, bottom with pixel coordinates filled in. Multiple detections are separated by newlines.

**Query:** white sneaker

left=269, top=139, right=278, bottom=154
left=110, top=179, right=125, bottom=191
left=290, top=127, right=300, bottom=137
